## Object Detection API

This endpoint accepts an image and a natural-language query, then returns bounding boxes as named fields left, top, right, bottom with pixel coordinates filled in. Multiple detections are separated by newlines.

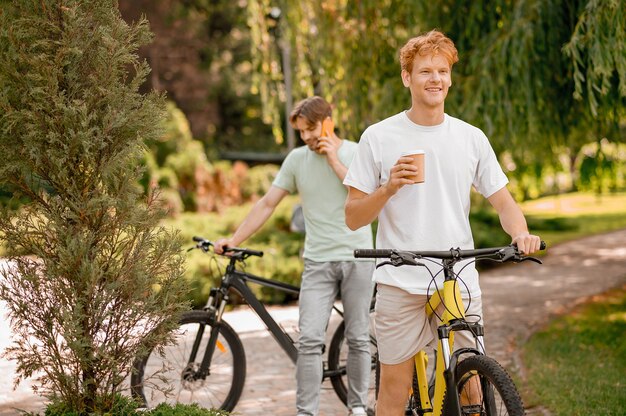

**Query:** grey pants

left=296, top=260, right=374, bottom=415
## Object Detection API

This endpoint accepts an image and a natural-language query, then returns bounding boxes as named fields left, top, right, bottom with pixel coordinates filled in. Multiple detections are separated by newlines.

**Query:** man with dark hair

left=216, top=96, right=374, bottom=416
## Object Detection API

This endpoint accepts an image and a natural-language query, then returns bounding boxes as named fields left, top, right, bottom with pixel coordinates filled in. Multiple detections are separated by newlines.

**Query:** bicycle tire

left=131, top=310, right=246, bottom=411
left=328, top=319, right=378, bottom=415
left=443, top=355, right=524, bottom=416
left=406, top=369, right=421, bottom=415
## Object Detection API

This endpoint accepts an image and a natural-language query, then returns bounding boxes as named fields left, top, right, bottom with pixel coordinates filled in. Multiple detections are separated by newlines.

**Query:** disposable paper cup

left=400, top=150, right=425, bottom=183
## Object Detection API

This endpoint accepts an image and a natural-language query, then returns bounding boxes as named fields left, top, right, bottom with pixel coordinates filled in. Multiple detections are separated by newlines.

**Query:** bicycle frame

left=415, top=262, right=485, bottom=416
left=196, top=256, right=345, bottom=380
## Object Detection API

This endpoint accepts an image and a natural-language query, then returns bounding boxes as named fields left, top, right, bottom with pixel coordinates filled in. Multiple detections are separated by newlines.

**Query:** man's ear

left=401, top=69, right=411, bottom=88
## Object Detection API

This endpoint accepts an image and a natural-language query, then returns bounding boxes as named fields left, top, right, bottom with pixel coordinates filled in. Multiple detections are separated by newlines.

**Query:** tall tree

left=0, top=0, right=188, bottom=411
left=248, top=0, right=626, bottom=180
left=419, top=0, right=625, bottom=168
left=118, top=0, right=281, bottom=154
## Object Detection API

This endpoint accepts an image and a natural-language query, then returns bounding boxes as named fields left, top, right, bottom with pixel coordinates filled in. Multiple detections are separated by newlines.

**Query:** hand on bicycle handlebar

left=214, top=237, right=235, bottom=255
left=511, top=232, right=542, bottom=255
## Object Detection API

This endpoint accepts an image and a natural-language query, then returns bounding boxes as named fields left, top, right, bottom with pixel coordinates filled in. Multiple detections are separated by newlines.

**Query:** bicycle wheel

left=131, top=310, right=246, bottom=411
left=406, top=369, right=421, bottom=415
left=328, top=317, right=378, bottom=415
left=443, top=355, right=524, bottom=416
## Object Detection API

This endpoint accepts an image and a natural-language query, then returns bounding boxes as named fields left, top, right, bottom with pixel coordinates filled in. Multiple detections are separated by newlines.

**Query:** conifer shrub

left=0, top=0, right=190, bottom=413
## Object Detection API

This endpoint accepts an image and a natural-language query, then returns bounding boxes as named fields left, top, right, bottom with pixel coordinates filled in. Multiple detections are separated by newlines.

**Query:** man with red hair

left=344, top=30, right=541, bottom=415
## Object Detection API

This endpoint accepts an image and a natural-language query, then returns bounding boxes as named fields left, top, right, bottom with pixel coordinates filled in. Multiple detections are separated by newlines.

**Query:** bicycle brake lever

left=397, top=252, right=421, bottom=266
left=192, top=242, right=211, bottom=253
left=520, top=256, right=543, bottom=264
left=376, top=252, right=423, bottom=268
left=376, top=259, right=411, bottom=268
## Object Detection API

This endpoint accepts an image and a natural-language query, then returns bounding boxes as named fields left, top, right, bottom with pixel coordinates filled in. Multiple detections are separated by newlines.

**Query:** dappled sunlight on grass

left=521, top=192, right=626, bottom=217
left=516, top=192, right=626, bottom=247
left=606, top=311, right=626, bottom=323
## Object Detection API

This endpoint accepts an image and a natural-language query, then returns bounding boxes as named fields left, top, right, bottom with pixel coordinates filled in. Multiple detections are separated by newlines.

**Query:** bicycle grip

left=354, top=248, right=393, bottom=258
left=193, top=236, right=206, bottom=242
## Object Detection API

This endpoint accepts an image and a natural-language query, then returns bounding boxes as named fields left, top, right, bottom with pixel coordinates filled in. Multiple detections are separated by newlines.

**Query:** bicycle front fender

left=441, top=347, right=484, bottom=416
left=448, top=347, right=483, bottom=371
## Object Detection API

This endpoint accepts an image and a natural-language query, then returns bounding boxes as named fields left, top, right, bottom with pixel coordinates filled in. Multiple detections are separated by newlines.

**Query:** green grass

left=468, top=191, right=626, bottom=263
left=517, top=192, right=626, bottom=415
left=520, top=191, right=626, bottom=246
left=522, top=287, right=626, bottom=416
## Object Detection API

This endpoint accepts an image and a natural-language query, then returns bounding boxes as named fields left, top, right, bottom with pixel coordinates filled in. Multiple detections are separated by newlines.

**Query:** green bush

left=164, top=195, right=304, bottom=307
left=34, top=395, right=229, bottom=416
left=150, top=102, right=195, bottom=166
left=39, top=394, right=138, bottom=416
left=576, top=140, right=625, bottom=194
left=469, top=208, right=578, bottom=253
left=147, top=403, right=229, bottom=416
left=240, top=164, right=279, bottom=200
left=525, top=216, right=578, bottom=232
left=165, top=140, right=214, bottom=211
left=469, top=209, right=511, bottom=249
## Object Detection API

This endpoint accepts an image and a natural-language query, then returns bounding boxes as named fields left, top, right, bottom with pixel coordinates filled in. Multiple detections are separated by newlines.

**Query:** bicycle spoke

left=141, top=321, right=237, bottom=408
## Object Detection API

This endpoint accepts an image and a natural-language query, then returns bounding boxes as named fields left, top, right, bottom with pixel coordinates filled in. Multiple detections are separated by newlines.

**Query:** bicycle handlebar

left=354, top=241, right=546, bottom=265
left=191, top=236, right=264, bottom=258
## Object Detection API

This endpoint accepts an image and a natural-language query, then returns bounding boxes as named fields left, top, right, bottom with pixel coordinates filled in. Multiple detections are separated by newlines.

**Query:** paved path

left=1, top=229, right=626, bottom=415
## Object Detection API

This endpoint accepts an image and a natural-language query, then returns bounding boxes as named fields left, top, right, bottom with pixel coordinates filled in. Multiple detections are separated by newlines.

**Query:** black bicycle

left=131, top=236, right=377, bottom=413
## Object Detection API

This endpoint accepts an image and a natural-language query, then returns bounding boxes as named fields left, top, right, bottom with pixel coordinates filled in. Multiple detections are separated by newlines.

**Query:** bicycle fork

left=185, top=287, right=229, bottom=381
left=415, top=263, right=486, bottom=416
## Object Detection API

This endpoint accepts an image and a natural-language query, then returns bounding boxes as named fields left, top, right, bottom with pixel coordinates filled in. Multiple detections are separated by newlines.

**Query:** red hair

left=400, top=30, right=459, bottom=73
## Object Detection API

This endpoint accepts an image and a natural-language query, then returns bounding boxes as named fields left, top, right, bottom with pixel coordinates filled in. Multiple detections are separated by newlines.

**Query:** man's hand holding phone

left=317, top=118, right=337, bottom=156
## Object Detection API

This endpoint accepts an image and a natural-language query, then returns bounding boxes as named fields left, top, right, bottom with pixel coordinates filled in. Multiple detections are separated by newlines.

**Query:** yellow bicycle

left=354, top=242, right=545, bottom=416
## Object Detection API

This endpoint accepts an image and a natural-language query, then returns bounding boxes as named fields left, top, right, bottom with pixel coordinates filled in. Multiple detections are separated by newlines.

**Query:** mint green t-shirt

left=273, top=141, right=373, bottom=261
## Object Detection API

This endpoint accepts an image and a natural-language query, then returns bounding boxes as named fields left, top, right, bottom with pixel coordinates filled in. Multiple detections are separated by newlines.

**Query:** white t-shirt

left=344, top=112, right=508, bottom=296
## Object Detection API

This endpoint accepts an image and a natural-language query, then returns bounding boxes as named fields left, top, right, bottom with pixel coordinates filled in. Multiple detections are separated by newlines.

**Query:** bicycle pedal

left=460, top=404, right=482, bottom=415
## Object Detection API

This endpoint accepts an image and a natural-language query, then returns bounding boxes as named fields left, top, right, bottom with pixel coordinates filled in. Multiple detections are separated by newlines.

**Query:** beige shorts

left=375, top=284, right=484, bottom=365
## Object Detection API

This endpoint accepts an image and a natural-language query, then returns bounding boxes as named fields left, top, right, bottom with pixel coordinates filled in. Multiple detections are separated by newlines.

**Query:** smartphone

left=321, top=118, right=334, bottom=137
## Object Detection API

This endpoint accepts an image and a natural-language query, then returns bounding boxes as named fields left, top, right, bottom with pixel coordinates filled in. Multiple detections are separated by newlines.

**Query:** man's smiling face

left=294, top=116, right=324, bottom=153
left=402, top=53, right=452, bottom=109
